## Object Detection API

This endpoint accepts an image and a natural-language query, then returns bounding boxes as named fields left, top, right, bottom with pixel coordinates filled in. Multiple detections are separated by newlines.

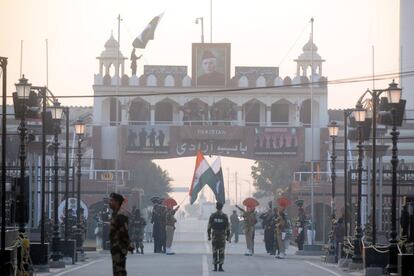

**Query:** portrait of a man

left=192, top=43, right=231, bottom=87
left=197, top=50, right=225, bottom=85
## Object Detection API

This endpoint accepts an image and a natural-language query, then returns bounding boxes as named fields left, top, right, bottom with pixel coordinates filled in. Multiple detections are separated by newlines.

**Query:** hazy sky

left=0, top=0, right=402, bottom=203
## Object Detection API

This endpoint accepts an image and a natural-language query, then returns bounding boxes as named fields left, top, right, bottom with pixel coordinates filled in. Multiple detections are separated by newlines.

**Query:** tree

left=251, top=160, right=293, bottom=198
left=128, top=160, right=172, bottom=207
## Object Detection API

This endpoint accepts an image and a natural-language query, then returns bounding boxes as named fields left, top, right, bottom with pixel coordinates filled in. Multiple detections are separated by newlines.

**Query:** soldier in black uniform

left=131, top=208, right=146, bottom=254
left=207, top=202, right=230, bottom=272
left=260, top=201, right=276, bottom=254
left=151, top=203, right=166, bottom=253
left=109, top=193, right=133, bottom=276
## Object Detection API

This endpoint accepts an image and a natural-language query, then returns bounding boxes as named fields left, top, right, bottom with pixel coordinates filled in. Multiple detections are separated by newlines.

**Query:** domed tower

left=93, top=33, right=126, bottom=125
left=294, top=36, right=325, bottom=82
left=400, top=0, right=414, bottom=118
left=95, top=32, right=127, bottom=86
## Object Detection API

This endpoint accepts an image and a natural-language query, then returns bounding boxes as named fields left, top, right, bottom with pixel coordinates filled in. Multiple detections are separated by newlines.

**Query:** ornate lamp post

left=351, top=104, right=366, bottom=266
left=48, top=101, right=65, bottom=267
left=355, top=80, right=402, bottom=245
left=74, top=119, right=85, bottom=259
left=14, top=76, right=32, bottom=234
left=386, top=80, right=403, bottom=274
left=327, top=121, right=339, bottom=261
left=0, top=56, right=12, bottom=276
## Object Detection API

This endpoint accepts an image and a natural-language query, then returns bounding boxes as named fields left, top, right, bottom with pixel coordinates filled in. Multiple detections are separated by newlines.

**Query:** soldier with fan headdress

left=274, top=197, right=291, bottom=259
left=163, top=198, right=180, bottom=255
left=236, top=197, right=259, bottom=256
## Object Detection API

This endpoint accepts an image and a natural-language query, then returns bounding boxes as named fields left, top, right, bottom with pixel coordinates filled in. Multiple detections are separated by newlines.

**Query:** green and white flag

left=210, top=157, right=226, bottom=204
left=189, top=150, right=219, bottom=204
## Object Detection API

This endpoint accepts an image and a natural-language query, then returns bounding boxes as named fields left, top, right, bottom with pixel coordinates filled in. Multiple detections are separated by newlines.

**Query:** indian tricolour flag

left=189, top=150, right=219, bottom=204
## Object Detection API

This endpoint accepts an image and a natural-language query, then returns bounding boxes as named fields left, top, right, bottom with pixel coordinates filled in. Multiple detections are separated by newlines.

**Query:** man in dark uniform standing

left=260, top=201, right=276, bottom=254
left=208, top=202, right=230, bottom=272
left=109, top=193, right=132, bottom=276
left=229, top=210, right=240, bottom=243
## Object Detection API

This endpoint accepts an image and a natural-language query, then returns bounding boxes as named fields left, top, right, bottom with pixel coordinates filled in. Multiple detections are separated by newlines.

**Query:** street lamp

left=354, top=80, right=402, bottom=245
left=327, top=121, right=338, bottom=261
left=385, top=80, right=403, bottom=274
left=195, top=17, right=205, bottom=43
left=342, top=109, right=357, bottom=238
left=74, top=119, right=85, bottom=259
left=47, top=100, right=65, bottom=267
left=351, top=104, right=366, bottom=266
left=14, top=75, right=31, bottom=234
left=0, top=56, right=12, bottom=276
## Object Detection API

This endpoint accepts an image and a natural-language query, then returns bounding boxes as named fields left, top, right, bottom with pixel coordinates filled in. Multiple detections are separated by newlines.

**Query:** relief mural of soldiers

left=254, top=128, right=298, bottom=155
left=127, top=126, right=170, bottom=153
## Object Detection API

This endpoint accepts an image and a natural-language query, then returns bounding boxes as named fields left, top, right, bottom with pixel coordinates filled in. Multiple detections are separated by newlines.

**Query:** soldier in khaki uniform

left=208, top=202, right=230, bottom=272
left=236, top=205, right=257, bottom=256
left=109, top=193, right=133, bottom=276
left=165, top=205, right=180, bottom=255
left=275, top=209, right=287, bottom=259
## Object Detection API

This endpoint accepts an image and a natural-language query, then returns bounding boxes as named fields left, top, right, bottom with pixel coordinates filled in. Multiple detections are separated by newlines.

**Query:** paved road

left=40, top=218, right=359, bottom=276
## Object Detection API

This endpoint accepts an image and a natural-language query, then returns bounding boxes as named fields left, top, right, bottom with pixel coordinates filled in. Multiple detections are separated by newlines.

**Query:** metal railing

left=293, top=171, right=345, bottom=183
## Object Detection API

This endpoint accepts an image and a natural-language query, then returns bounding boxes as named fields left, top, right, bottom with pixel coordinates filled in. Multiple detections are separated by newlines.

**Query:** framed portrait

left=192, top=43, right=231, bottom=87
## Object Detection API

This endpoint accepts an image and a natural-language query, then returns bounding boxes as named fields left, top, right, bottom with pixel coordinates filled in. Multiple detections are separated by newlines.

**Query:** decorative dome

left=99, top=33, right=125, bottom=59
left=104, top=33, right=119, bottom=49
left=302, top=36, right=318, bottom=52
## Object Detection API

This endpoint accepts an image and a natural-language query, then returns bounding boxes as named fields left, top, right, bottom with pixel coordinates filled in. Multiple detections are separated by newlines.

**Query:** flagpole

left=310, top=17, right=315, bottom=245
left=210, top=0, right=213, bottom=42
left=115, top=14, right=122, bottom=193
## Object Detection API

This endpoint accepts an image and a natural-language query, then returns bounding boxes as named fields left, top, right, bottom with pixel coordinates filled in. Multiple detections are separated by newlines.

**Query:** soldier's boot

left=212, top=264, right=217, bottom=272
left=218, top=265, right=224, bottom=272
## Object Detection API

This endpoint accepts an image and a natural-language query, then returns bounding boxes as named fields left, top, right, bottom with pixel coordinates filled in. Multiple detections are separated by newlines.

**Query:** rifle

left=235, top=205, right=245, bottom=214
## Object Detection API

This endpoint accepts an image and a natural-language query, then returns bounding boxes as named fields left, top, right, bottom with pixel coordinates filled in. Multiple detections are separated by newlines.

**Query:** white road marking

left=305, top=261, right=343, bottom=276
left=202, top=255, right=209, bottom=276
left=53, top=259, right=105, bottom=276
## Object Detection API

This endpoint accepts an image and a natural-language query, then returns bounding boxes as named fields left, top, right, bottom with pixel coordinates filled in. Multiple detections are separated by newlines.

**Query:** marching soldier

left=109, top=193, right=133, bottom=276
left=165, top=205, right=180, bottom=255
left=236, top=204, right=257, bottom=256
left=275, top=209, right=287, bottom=259
left=207, top=202, right=230, bottom=272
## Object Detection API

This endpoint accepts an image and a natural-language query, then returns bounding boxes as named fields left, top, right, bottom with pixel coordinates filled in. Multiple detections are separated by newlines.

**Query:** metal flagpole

left=310, top=17, right=315, bottom=245
left=210, top=0, right=213, bottom=42
left=115, top=14, right=122, bottom=192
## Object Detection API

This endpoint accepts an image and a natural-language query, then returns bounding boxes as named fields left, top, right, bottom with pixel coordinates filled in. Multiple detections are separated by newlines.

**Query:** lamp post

left=195, top=17, right=205, bottom=43
left=327, top=121, right=339, bottom=260
left=74, top=119, right=85, bottom=259
left=48, top=101, right=65, bottom=267
left=355, top=81, right=402, bottom=245
left=343, top=109, right=355, bottom=237
left=386, top=80, right=403, bottom=274
left=0, top=56, right=12, bottom=276
left=15, top=75, right=31, bottom=234
left=351, top=104, right=366, bottom=265
left=64, top=107, right=70, bottom=241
